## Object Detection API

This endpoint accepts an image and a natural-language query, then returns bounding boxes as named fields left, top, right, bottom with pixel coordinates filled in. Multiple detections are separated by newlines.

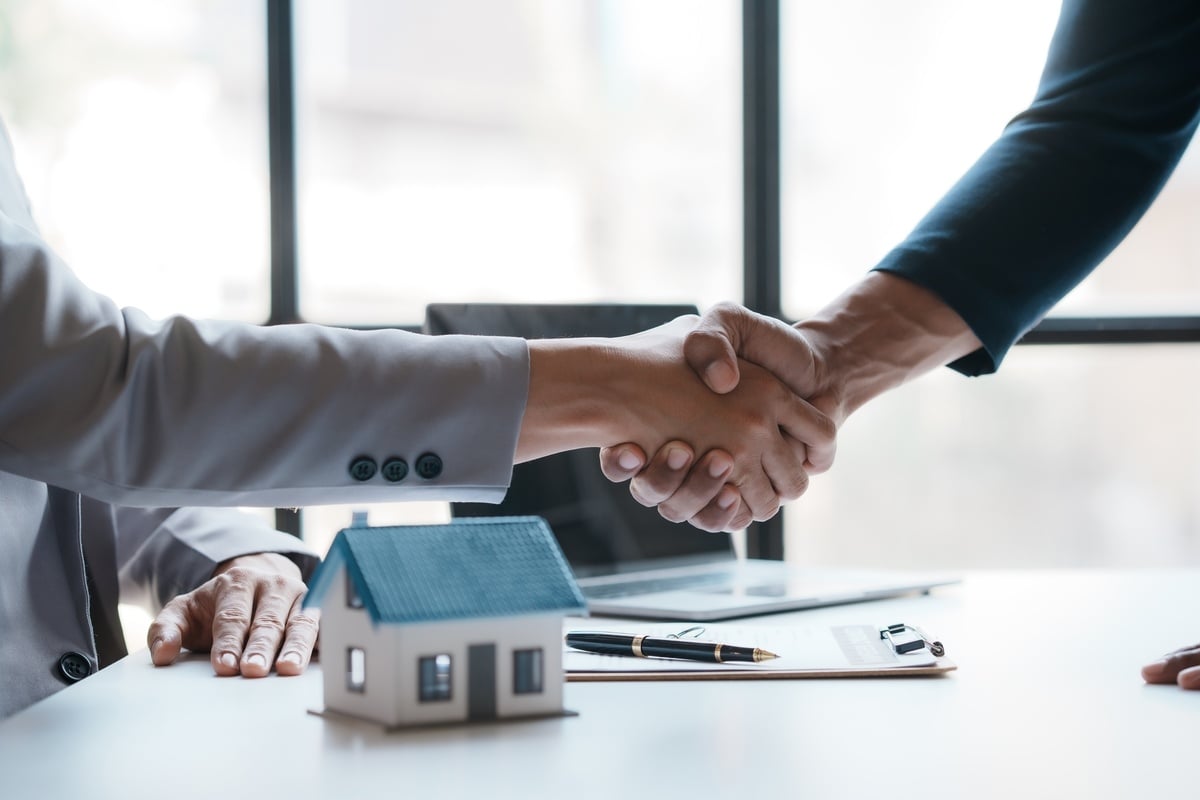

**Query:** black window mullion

left=267, top=0, right=299, bottom=328
left=266, top=0, right=302, bottom=537
left=742, top=0, right=785, bottom=560
left=1021, top=316, right=1200, bottom=345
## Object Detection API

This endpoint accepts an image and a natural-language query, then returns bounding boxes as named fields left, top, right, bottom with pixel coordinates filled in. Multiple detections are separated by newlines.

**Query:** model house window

left=345, top=573, right=363, bottom=609
left=346, top=647, right=366, bottom=693
left=513, top=648, right=544, bottom=695
left=418, top=654, right=453, bottom=702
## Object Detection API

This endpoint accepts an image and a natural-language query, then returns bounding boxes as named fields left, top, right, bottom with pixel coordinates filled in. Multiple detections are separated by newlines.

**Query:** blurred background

left=2, top=0, right=1198, bottom=645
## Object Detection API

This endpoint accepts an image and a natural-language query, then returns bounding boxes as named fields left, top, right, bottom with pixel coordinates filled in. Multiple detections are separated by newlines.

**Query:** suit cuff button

left=348, top=456, right=378, bottom=482
left=415, top=453, right=443, bottom=480
left=381, top=458, right=409, bottom=483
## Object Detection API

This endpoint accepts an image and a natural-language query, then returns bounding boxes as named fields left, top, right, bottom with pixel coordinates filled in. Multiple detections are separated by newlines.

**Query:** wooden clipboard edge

left=566, top=658, right=956, bottom=682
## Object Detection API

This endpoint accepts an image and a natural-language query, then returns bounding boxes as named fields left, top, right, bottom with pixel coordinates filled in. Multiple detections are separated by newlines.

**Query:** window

left=344, top=572, right=363, bottom=609
left=9, top=2, right=1197, bottom=582
left=773, top=1, right=1200, bottom=569
left=512, top=648, right=544, bottom=695
left=346, top=646, right=366, bottom=692
left=418, top=654, right=453, bottom=702
left=780, top=1, right=1200, bottom=320
left=0, top=0, right=271, bottom=322
left=293, top=0, right=740, bottom=325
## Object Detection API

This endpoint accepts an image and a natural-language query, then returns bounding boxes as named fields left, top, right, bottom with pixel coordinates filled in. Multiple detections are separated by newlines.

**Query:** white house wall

left=318, top=568, right=402, bottom=726
left=393, top=613, right=565, bottom=726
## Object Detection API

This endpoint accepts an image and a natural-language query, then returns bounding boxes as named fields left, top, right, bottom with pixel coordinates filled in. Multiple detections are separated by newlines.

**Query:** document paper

left=563, top=621, right=947, bottom=679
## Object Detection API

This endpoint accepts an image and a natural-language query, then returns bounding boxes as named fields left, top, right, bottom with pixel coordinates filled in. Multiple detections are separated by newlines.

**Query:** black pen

left=565, top=631, right=778, bottom=663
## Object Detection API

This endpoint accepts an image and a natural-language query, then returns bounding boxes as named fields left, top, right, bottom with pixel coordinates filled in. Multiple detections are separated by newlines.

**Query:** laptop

left=424, top=302, right=958, bottom=621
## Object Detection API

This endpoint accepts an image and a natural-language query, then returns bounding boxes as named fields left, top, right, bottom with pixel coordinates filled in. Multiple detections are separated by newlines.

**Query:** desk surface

left=2, top=569, right=1197, bottom=799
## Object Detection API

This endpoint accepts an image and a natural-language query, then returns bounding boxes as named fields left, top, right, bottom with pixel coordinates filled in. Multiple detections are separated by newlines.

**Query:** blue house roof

left=304, top=516, right=587, bottom=624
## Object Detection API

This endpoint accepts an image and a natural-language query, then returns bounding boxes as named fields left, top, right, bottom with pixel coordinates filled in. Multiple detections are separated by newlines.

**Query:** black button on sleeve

left=415, top=452, right=443, bottom=480
left=381, top=458, right=408, bottom=483
left=348, top=456, right=377, bottom=482
left=58, top=651, right=93, bottom=683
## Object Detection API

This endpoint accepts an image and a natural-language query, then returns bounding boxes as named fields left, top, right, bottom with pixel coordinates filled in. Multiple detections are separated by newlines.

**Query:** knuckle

left=214, top=605, right=252, bottom=629
left=251, top=611, right=288, bottom=636
left=287, top=613, right=321, bottom=638
left=627, top=482, right=657, bottom=508
left=630, top=475, right=669, bottom=505
left=657, top=503, right=688, bottom=524
left=778, top=469, right=809, bottom=502
left=729, top=509, right=754, bottom=530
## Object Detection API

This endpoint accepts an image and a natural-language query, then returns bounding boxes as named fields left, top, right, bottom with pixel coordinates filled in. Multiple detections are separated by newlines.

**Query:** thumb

left=683, top=302, right=745, bottom=394
left=147, top=595, right=195, bottom=667
left=685, top=302, right=821, bottom=398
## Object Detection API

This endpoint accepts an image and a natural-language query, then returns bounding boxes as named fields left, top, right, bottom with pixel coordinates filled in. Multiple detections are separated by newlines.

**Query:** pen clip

left=665, top=625, right=706, bottom=640
left=879, top=623, right=945, bottom=657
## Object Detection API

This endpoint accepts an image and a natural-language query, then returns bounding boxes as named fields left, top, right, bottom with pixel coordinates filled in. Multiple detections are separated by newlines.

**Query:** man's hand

left=519, top=316, right=836, bottom=524
left=600, top=304, right=839, bottom=531
left=147, top=552, right=318, bottom=678
left=1142, top=644, right=1200, bottom=689
left=603, top=276, right=984, bottom=531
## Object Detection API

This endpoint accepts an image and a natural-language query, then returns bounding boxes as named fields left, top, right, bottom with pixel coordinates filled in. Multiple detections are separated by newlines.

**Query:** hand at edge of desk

left=145, top=552, right=319, bottom=679
left=1142, top=645, right=1200, bottom=690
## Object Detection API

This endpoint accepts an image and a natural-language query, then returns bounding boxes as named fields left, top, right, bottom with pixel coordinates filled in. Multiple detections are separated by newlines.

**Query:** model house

left=304, top=515, right=587, bottom=728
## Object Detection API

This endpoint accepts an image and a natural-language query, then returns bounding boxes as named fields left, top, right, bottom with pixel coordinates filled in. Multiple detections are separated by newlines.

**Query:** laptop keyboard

left=582, top=571, right=733, bottom=599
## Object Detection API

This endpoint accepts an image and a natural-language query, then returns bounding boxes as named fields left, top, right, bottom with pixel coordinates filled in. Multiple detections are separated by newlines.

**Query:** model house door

left=467, top=643, right=497, bottom=719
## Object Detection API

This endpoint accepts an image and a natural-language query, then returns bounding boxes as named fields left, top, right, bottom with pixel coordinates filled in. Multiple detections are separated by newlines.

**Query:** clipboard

left=564, top=621, right=956, bottom=681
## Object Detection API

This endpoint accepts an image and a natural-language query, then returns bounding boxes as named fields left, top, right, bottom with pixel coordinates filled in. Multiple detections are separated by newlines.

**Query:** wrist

left=517, top=338, right=631, bottom=462
left=794, top=271, right=981, bottom=420
left=214, top=551, right=303, bottom=580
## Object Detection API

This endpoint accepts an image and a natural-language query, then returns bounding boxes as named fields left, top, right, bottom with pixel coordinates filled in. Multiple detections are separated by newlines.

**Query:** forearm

left=796, top=272, right=981, bottom=422
left=516, top=337, right=626, bottom=462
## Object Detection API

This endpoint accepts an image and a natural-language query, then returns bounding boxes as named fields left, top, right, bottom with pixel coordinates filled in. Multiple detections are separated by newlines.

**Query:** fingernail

left=667, top=447, right=690, bottom=471
left=708, top=454, right=732, bottom=478
left=704, top=361, right=736, bottom=391
left=1142, top=659, right=1168, bottom=681
left=717, top=491, right=737, bottom=510
left=219, top=652, right=237, bottom=670
left=150, top=637, right=163, bottom=654
left=245, top=654, right=266, bottom=669
left=278, top=652, right=301, bottom=665
left=617, top=450, right=641, bottom=471
left=1178, top=666, right=1200, bottom=690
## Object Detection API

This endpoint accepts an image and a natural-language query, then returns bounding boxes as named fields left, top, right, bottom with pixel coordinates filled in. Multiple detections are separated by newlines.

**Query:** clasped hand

left=604, top=304, right=839, bottom=532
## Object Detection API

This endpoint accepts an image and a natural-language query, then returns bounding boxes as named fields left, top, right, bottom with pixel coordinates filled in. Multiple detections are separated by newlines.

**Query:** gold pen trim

left=632, top=635, right=645, bottom=658
left=714, top=644, right=723, bottom=663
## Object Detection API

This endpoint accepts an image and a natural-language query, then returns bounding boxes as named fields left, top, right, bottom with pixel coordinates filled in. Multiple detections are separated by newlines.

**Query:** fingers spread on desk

left=275, top=600, right=320, bottom=677
left=209, top=569, right=256, bottom=677
left=238, top=573, right=311, bottom=678
left=1141, top=643, right=1200, bottom=688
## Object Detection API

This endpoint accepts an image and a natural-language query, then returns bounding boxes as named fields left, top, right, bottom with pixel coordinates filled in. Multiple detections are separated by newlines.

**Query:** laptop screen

left=423, top=303, right=735, bottom=578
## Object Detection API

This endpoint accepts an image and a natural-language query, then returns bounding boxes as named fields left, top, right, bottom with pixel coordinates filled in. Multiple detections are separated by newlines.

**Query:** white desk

left=2, top=570, right=1197, bottom=799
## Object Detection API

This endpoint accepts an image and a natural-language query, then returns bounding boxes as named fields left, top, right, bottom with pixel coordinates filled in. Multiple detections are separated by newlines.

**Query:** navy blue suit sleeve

left=873, top=0, right=1200, bottom=375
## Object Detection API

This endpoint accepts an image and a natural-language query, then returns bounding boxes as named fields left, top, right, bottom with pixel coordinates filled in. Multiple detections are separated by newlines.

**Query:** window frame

left=512, top=648, right=544, bottom=696
left=418, top=654, right=454, bottom=703
left=264, top=0, right=1200, bottom=555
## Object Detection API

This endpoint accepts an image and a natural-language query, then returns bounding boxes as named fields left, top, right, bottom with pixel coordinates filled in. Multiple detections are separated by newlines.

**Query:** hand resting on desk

left=1141, top=645, right=1200, bottom=690
left=147, top=552, right=319, bottom=679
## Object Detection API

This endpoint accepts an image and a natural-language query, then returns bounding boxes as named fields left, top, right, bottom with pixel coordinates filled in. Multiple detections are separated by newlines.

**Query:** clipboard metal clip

left=879, top=623, right=945, bottom=657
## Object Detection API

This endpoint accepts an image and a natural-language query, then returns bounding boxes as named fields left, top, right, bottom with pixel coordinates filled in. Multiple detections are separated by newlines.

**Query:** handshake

left=595, top=305, right=839, bottom=533
left=516, top=273, right=984, bottom=532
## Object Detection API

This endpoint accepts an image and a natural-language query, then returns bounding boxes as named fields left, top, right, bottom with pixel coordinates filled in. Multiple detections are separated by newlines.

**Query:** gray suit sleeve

left=0, top=209, right=530, bottom=507
left=111, top=505, right=320, bottom=611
